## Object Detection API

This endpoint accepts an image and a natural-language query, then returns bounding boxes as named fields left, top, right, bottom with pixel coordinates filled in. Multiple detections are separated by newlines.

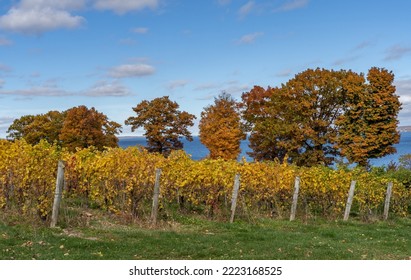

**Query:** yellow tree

left=199, top=92, right=246, bottom=160
left=241, top=67, right=401, bottom=167
left=336, top=67, right=401, bottom=166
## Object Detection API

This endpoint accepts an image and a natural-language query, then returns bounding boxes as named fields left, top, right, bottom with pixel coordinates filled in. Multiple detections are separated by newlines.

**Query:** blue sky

left=1, top=0, right=411, bottom=137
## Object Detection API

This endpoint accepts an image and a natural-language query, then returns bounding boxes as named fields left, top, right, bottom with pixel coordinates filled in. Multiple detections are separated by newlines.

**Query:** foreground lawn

left=0, top=213, right=410, bottom=260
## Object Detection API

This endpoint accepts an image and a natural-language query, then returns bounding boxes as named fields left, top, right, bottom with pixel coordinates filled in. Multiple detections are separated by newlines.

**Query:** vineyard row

left=0, top=140, right=410, bottom=222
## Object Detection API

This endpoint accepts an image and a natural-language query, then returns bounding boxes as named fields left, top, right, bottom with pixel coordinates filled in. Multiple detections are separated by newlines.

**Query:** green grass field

left=1, top=210, right=410, bottom=260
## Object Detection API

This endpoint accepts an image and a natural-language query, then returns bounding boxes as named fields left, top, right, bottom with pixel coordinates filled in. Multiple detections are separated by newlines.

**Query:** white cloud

left=0, top=1, right=160, bottom=34
left=194, top=80, right=249, bottom=100
left=396, top=78, right=411, bottom=104
left=238, top=1, right=255, bottom=18
left=332, top=55, right=359, bottom=66
left=109, top=63, right=155, bottom=78
left=395, top=78, right=411, bottom=126
left=0, top=0, right=85, bottom=34
left=217, top=0, right=232, bottom=6
left=132, top=27, right=149, bottom=34
left=0, top=37, right=12, bottom=46
left=0, top=117, right=14, bottom=132
left=384, top=45, right=411, bottom=61
left=223, top=84, right=250, bottom=95
left=0, top=64, right=12, bottom=72
left=0, top=79, right=4, bottom=88
left=0, top=79, right=131, bottom=97
left=194, top=83, right=220, bottom=91
left=353, top=40, right=374, bottom=51
left=276, top=69, right=293, bottom=77
left=166, top=80, right=189, bottom=91
left=86, top=80, right=131, bottom=97
left=237, top=32, right=263, bottom=44
left=0, top=85, right=71, bottom=97
left=18, top=0, right=86, bottom=10
left=93, top=0, right=159, bottom=14
left=277, top=0, right=309, bottom=12
left=0, top=116, right=14, bottom=125
left=399, top=95, right=411, bottom=105
left=119, top=38, right=138, bottom=45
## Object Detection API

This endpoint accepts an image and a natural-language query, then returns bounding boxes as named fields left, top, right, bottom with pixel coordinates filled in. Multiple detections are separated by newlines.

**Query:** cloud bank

left=278, top=0, right=309, bottom=11
left=237, top=32, right=263, bottom=44
left=109, top=63, right=156, bottom=78
left=0, top=0, right=85, bottom=34
left=0, top=0, right=159, bottom=34
left=0, top=79, right=132, bottom=97
left=385, top=45, right=411, bottom=61
left=93, top=0, right=159, bottom=14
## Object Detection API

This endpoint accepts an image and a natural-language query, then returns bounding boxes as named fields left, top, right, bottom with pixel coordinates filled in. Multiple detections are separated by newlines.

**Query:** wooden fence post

left=230, top=174, right=241, bottom=223
left=290, top=176, right=300, bottom=221
left=343, top=181, right=356, bottom=221
left=383, top=182, right=393, bottom=220
left=151, top=168, right=162, bottom=225
left=51, top=160, right=65, bottom=228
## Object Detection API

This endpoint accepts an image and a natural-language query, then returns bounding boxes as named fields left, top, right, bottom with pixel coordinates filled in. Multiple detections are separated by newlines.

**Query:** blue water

left=119, top=136, right=251, bottom=161
left=369, top=132, right=411, bottom=167
left=119, top=132, right=411, bottom=166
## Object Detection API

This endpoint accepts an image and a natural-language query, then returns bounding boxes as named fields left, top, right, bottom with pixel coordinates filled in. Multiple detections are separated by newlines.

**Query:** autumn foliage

left=6, top=67, right=400, bottom=166
left=1, top=67, right=405, bottom=223
left=199, top=92, right=246, bottom=160
left=7, top=111, right=65, bottom=144
left=0, top=140, right=409, bottom=221
left=241, top=67, right=401, bottom=166
left=60, top=106, right=122, bottom=152
left=336, top=68, right=401, bottom=166
left=125, top=96, right=196, bottom=157
left=7, top=106, right=121, bottom=151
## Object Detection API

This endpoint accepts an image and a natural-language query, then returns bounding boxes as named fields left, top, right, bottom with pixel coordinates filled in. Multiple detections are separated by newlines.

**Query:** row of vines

left=0, top=139, right=410, bottom=222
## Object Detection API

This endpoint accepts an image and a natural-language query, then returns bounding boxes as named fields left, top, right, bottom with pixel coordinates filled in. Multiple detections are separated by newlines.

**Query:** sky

left=0, top=0, right=411, bottom=138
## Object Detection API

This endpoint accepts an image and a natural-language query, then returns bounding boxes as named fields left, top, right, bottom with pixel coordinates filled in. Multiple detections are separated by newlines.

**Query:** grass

left=0, top=209, right=410, bottom=260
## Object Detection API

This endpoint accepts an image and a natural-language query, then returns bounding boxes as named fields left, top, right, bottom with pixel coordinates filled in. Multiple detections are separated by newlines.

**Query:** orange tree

left=335, top=67, right=401, bottom=166
left=199, top=92, right=246, bottom=160
left=240, top=85, right=279, bottom=161
left=7, top=107, right=121, bottom=152
left=241, top=69, right=353, bottom=165
left=59, top=105, right=122, bottom=152
left=125, top=96, right=196, bottom=157
left=241, top=68, right=401, bottom=167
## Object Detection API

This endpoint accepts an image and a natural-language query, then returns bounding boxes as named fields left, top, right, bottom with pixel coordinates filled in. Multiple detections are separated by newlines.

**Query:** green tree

left=7, top=111, right=65, bottom=145
left=125, top=96, right=196, bottom=157
left=199, top=92, right=246, bottom=160
left=7, top=115, right=36, bottom=141
left=59, top=106, right=122, bottom=151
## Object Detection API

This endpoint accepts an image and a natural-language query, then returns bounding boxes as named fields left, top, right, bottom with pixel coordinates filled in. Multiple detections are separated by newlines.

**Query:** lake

left=119, top=136, right=251, bottom=161
left=119, top=132, right=411, bottom=167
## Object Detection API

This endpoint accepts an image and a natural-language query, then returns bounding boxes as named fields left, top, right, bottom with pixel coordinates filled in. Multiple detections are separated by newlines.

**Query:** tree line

left=6, top=67, right=401, bottom=167
left=7, top=106, right=121, bottom=152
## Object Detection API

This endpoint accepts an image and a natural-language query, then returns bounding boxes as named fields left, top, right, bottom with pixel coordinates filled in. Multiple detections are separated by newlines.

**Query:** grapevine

left=0, top=140, right=410, bottom=222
